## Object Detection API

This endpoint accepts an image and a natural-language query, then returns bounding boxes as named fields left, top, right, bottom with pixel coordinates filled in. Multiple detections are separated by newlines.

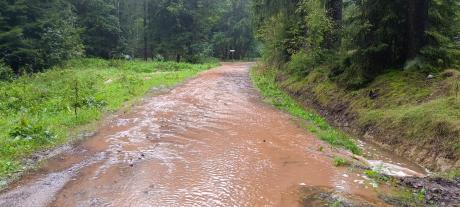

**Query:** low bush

left=333, top=156, right=350, bottom=167
left=0, top=62, right=14, bottom=82
left=288, top=50, right=326, bottom=76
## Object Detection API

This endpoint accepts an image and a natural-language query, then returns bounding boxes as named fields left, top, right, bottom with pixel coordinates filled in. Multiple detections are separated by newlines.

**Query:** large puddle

left=0, top=63, right=423, bottom=206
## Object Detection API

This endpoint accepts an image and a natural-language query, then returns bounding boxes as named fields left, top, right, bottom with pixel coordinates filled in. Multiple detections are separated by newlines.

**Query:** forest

left=252, top=0, right=460, bottom=87
left=1, top=0, right=460, bottom=206
left=0, top=0, right=257, bottom=76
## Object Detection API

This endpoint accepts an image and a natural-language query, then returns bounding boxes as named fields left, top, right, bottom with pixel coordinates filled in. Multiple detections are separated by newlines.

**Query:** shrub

left=288, top=50, right=326, bottom=76
left=333, top=156, right=349, bottom=167
left=0, top=62, right=14, bottom=81
left=9, top=117, right=56, bottom=144
left=364, top=170, right=390, bottom=183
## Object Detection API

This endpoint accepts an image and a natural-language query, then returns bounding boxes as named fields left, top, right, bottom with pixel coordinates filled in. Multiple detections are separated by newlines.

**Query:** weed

left=333, top=156, right=349, bottom=167
left=250, top=65, right=361, bottom=154
left=329, top=200, right=343, bottom=207
left=275, top=62, right=460, bottom=170
left=9, top=117, right=56, bottom=144
left=436, top=168, right=460, bottom=181
left=0, top=62, right=14, bottom=82
left=381, top=187, right=428, bottom=207
left=364, top=170, right=390, bottom=183
left=0, top=58, right=217, bottom=180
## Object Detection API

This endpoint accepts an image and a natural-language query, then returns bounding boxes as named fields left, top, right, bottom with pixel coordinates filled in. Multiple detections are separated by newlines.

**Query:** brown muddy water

left=0, top=63, right=422, bottom=207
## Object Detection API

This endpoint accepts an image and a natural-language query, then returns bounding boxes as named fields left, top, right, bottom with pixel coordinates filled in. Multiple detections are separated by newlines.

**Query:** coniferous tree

left=0, top=0, right=82, bottom=74
left=71, top=0, right=122, bottom=58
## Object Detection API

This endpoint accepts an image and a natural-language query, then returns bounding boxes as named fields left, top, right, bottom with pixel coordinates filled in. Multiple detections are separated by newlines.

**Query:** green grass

left=436, top=168, right=460, bottom=181
left=0, top=58, right=218, bottom=180
left=380, top=187, right=427, bottom=207
left=333, top=156, right=350, bottom=167
left=250, top=65, right=362, bottom=155
left=364, top=170, right=391, bottom=183
left=275, top=63, right=460, bottom=171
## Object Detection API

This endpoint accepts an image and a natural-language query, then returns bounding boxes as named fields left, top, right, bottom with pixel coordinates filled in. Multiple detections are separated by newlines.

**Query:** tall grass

left=250, top=65, right=361, bottom=155
left=0, top=58, right=218, bottom=180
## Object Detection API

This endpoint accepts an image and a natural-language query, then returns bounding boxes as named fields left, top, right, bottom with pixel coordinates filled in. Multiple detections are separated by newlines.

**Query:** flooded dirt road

left=1, top=63, right=389, bottom=207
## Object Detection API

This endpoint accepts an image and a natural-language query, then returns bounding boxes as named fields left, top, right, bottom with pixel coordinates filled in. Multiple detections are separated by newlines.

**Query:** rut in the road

left=0, top=63, right=385, bottom=207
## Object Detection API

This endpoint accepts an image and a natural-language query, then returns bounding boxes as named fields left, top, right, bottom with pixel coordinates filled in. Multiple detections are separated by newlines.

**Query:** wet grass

left=380, top=187, right=428, bottom=207
left=0, top=58, right=218, bottom=181
left=275, top=63, right=460, bottom=171
left=436, top=168, right=460, bottom=181
left=250, top=65, right=362, bottom=155
left=333, top=156, right=350, bottom=167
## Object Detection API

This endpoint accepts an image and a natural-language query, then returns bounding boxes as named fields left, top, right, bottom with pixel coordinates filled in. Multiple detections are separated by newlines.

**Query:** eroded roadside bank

left=250, top=64, right=460, bottom=206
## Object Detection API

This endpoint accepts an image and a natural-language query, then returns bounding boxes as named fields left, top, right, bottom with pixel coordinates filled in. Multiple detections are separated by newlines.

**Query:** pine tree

left=0, top=0, right=82, bottom=73
left=71, top=0, right=122, bottom=58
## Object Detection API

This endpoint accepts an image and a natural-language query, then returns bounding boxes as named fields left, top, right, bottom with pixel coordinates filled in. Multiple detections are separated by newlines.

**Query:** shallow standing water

left=1, top=63, right=396, bottom=207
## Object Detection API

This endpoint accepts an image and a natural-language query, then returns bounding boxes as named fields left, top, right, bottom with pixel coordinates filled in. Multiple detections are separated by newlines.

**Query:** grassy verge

left=0, top=58, right=218, bottom=181
left=277, top=63, right=460, bottom=171
left=250, top=64, right=361, bottom=154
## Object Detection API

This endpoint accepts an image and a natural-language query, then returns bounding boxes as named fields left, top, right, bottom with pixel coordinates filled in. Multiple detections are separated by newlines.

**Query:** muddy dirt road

left=0, top=63, right=386, bottom=207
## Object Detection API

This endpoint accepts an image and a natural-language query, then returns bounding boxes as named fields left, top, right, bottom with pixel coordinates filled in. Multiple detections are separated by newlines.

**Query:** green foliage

left=364, top=170, right=390, bottom=183
left=254, top=0, right=460, bottom=88
left=0, top=0, right=83, bottom=73
left=280, top=64, right=460, bottom=171
left=9, top=117, right=56, bottom=144
left=71, top=0, right=121, bottom=58
left=0, top=58, right=217, bottom=179
left=142, top=0, right=258, bottom=62
left=251, top=65, right=362, bottom=154
left=0, top=62, right=14, bottom=81
left=333, top=156, right=349, bottom=167
left=382, top=188, right=427, bottom=207
left=334, top=0, right=460, bottom=87
left=298, top=0, right=333, bottom=50
left=0, top=0, right=256, bottom=73
left=210, top=0, right=259, bottom=60
left=437, top=168, right=460, bottom=181
left=288, top=50, right=328, bottom=76
left=421, top=0, right=460, bottom=69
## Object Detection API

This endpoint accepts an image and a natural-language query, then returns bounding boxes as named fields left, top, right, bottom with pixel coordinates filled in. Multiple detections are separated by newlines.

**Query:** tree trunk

left=407, top=0, right=430, bottom=60
left=325, top=0, right=343, bottom=49
left=143, top=0, right=148, bottom=61
left=176, top=54, right=181, bottom=63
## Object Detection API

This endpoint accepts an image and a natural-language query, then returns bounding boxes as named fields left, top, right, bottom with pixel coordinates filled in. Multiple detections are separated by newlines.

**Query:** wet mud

left=1, top=63, right=394, bottom=206
left=396, top=176, right=460, bottom=206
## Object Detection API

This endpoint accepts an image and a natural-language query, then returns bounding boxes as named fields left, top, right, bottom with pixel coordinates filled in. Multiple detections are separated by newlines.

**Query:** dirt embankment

left=275, top=68, right=460, bottom=172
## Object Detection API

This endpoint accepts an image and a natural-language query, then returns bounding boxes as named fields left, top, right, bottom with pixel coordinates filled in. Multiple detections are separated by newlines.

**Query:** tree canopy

left=1, top=0, right=459, bottom=82
left=0, top=0, right=259, bottom=75
left=252, top=0, right=460, bottom=87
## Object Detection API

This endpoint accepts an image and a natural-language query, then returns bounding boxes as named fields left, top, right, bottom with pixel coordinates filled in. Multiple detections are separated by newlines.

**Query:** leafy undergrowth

left=278, top=64, right=460, bottom=171
left=250, top=65, right=361, bottom=155
left=0, top=58, right=218, bottom=180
